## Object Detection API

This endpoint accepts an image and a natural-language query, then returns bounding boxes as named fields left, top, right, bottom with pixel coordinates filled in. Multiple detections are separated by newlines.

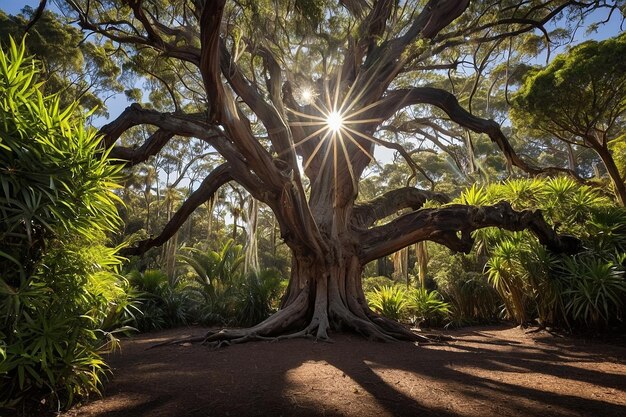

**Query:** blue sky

left=2, top=1, right=624, bottom=127
left=3, top=1, right=45, bottom=15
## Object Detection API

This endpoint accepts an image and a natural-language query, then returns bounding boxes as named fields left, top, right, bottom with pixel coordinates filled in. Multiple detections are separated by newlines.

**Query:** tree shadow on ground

left=63, top=325, right=626, bottom=417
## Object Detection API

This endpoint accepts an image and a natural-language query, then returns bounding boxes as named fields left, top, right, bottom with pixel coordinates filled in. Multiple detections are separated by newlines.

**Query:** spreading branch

left=379, top=87, right=587, bottom=180
left=121, top=164, right=232, bottom=256
left=352, top=187, right=449, bottom=229
left=359, top=202, right=580, bottom=264
left=23, top=0, right=47, bottom=34
left=109, top=129, right=174, bottom=165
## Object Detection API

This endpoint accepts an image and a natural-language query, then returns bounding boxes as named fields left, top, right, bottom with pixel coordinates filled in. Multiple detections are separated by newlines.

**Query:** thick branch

left=121, top=164, right=232, bottom=256
left=99, top=104, right=208, bottom=147
left=23, top=0, right=47, bottom=33
left=199, top=0, right=227, bottom=121
left=380, top=87, right=586, bottom=180
left=352, top=187, right=449, bottom=229
left=359, top=202, right=580, bottom=264
left=109, top=129, right=174, bottom=165
left=98, top=104, right=267, bottom=200
left=220, top=42, right=297, bottom=171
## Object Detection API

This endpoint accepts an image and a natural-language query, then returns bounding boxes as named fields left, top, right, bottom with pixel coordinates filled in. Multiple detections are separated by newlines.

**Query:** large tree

left=512, top=33, right=626, bottom=205
left=55, top=0, right=609, bottom=343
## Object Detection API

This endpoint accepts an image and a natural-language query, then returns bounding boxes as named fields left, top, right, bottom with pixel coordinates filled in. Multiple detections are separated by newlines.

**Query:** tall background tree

left=512, top=33, right=626, bottom=205
left=45, top=0, right=623, bottom=343
left=0, top=6, right=124, bottom=115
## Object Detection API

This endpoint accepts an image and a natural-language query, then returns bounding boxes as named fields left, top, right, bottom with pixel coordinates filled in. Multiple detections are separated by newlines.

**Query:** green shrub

left=178, top=240, right=286, bottom=326
left=0, top=38, right=128, bottom=413
left=127, top=269, right=191, bottom=331
left=430, top=247, right=500, bottom=325
left=367, top=285, right=409, bottom=321
left=457, top=177, right=626, bottom=328
left=235, top=269, right=285, bottom=327
left=406, top=288, right=451, bottom=327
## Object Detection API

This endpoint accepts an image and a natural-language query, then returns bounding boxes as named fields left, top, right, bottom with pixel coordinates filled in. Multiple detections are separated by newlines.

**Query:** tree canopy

left=512, top=32, right=626, bottom=205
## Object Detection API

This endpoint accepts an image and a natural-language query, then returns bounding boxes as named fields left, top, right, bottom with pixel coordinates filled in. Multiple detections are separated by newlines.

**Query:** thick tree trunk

left=596, top=145, right=626, bottom=206
left=204, top=176, right=433, bottom=345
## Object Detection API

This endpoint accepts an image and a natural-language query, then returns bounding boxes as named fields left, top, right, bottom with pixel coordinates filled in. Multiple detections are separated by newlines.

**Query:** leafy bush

left=458, top=177, right=626, bottom=328
left=235, top=269, right=285, bottom=327
left=407, top=288, right=451, bottom=327
left=127, top=269, right=191, bottom=331
left=366, top=282, right=452, bottom=327
left=367, top=285, right=410, bottom=321
left=178, top=240, right=286, bottom=326
left=0, top=38, right=129, bottom=413
left=560, top=255, right=626, bottom=327
left=430, top=247, right=500, bottom=326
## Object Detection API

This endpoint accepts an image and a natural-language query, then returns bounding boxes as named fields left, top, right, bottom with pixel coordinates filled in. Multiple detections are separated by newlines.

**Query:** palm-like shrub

left=560, top=256, right=626, bottom=327
left=127, top=269, right=191, bottom=330
left=178, top=239, right=245, bottom=324
left=367, top=285, right=409, bottom=321
left=0, top=39, right=128, bottom=412
left=178, top=239, right=286, bottom=326
left=430, top=247, right=500, bottom=326
left=235, top=269, right=285, bottom=326
left=458, top=177, right=626, bottom=328
left=406, top=288, right=451, bottom=327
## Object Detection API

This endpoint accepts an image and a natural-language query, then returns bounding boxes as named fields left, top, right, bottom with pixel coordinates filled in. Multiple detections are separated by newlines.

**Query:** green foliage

left=512, top=33, right=626, bottom=140
left=177, top=240, right=286, bottom=326
left=235, top=269, right=285, bottom=327
left=560, top=255, right=626, bottom=327
left=366, top=283, right=451, bottom=326
left=0, top=38, right=129, bottom=413
left=367, top=285, right=409, bottom=321
left=456, top=177, right=626, bottom=328
left=178, top=239, right=244, bottom=323
left=429, top=247, right=500, bottom=326
left=511, top=33, right=626, bottom=204
left=406, top=288, right=451, bottom=327
left=126, top=269, right=191, bottom=331
left=0, top=8, right=124, bottom=115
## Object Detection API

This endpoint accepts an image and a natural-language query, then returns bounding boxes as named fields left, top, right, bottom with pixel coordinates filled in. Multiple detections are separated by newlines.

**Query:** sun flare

left=287, top=76, right=386, bottom=188
left=326, top=111, right=344, bottom=133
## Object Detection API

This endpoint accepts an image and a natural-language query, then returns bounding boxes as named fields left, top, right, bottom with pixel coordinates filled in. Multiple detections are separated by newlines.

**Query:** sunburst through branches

left=287, top=76, right=386, bottom=201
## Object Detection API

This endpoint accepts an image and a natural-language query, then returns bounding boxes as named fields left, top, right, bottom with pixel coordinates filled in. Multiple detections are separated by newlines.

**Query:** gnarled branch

left=109, top=129, right=174, bottom=165
left=379, top=87, right=587, bottom=181
left=359, top=202, right=580, bottom=264
left=121, top=163, right=232, bottom=256
left=352, top=187, right=449, bottom=229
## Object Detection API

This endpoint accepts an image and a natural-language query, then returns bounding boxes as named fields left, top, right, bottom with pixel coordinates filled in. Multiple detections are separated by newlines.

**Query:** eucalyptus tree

left=57, top=0, right=606, bottom=343
left=512, top=33, right=626, bottom=205
left=0, top=6, right=123, bottom=115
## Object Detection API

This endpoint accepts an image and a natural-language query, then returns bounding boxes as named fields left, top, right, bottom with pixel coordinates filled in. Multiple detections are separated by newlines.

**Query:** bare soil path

left=63, top=325, right=626, bottom=417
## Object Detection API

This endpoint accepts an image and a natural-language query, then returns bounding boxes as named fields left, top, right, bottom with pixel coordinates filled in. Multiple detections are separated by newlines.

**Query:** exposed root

left=148, top=277, right=451, bottom=349
left=370, top=315, right=445, bottom=344
left=148, top=335, right=207, bottom=349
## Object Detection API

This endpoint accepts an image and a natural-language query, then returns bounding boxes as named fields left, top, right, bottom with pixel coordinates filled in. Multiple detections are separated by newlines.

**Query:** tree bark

left=595, top=145, right=626, bottom=206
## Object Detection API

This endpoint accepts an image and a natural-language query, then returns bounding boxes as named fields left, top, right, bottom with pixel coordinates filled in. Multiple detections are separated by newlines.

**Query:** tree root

left=147, top=285, right=450, bottom=349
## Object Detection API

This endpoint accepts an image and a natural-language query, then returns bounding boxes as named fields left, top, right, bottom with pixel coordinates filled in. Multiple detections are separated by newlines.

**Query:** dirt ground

left=62, top=325, right=626, bottom=417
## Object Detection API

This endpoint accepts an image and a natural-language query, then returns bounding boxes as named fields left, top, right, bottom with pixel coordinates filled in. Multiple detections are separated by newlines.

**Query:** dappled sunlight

left=68, top=393, right=154, bottom=416
left=283, top=360, right=386, bottom=415
left=449, top=361, right=626, bottom=400
left=59, top=327, right=626, bottom=417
